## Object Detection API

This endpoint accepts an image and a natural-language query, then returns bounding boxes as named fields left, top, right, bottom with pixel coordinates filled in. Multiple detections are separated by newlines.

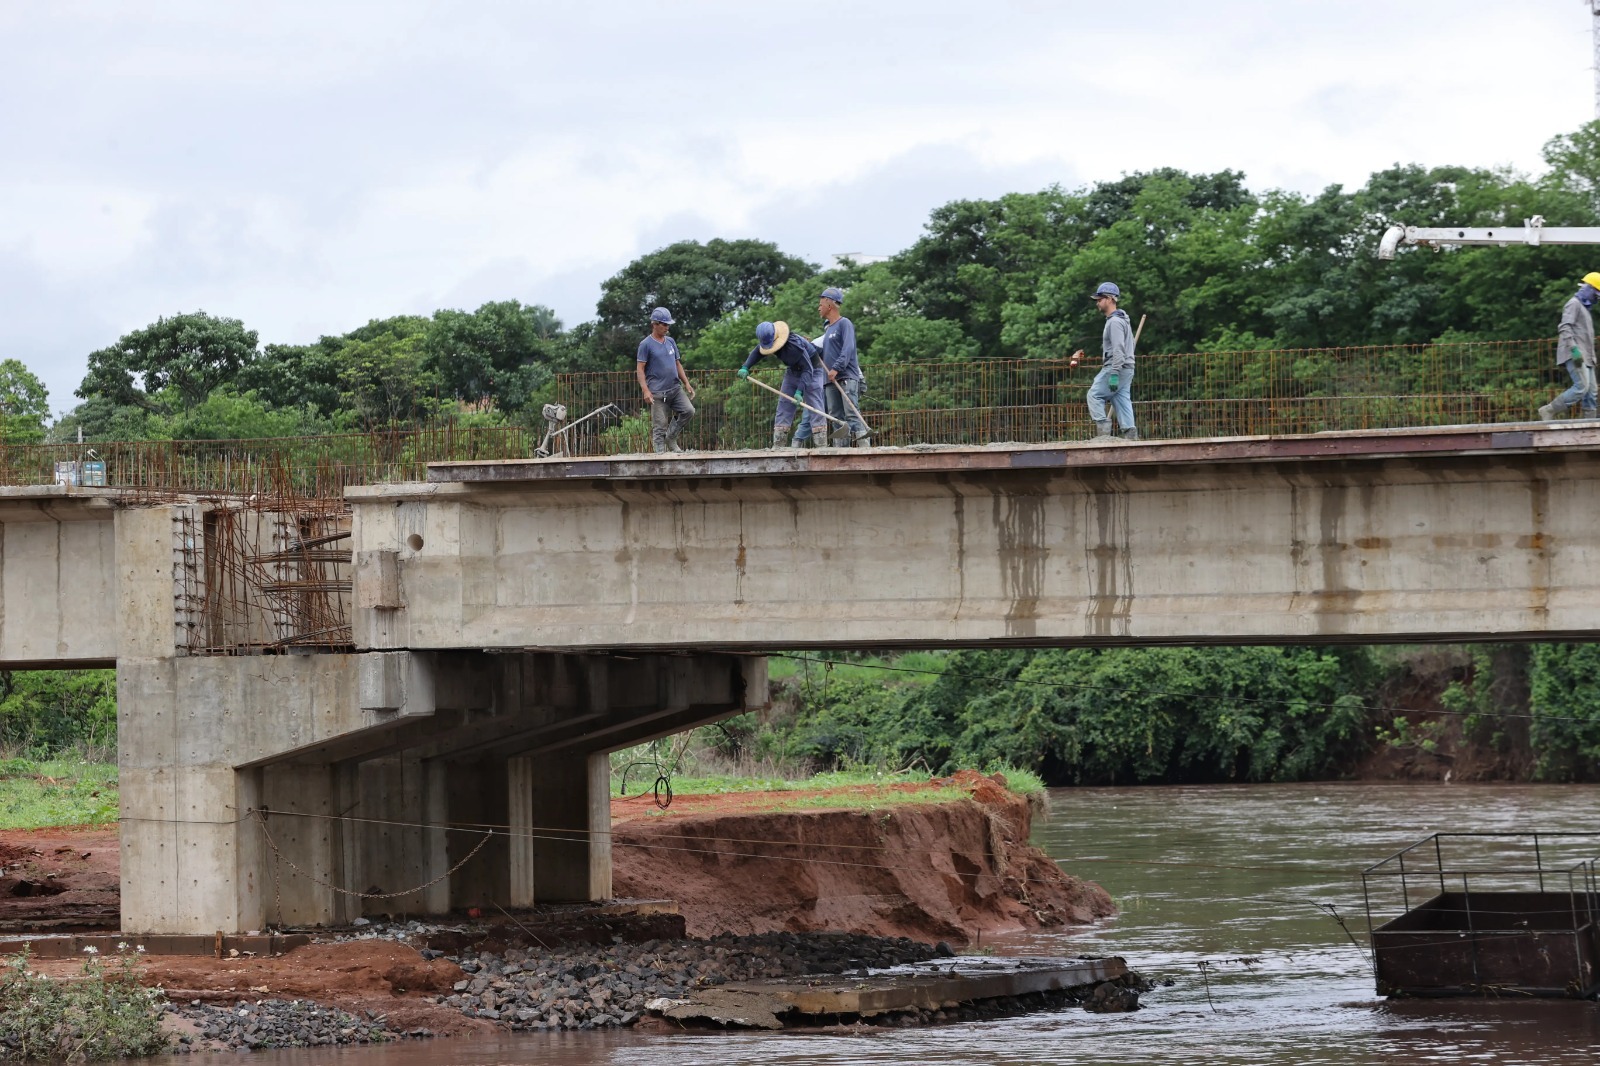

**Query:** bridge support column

left=507, top=751, right=611, bottom=905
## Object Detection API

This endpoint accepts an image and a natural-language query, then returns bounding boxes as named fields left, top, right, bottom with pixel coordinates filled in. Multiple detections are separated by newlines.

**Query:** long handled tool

left=1068, top=313, right=1148, bottom=372
left=829, top=378, right=873, bottom=437
left=745, top=375, right=849, bottom=429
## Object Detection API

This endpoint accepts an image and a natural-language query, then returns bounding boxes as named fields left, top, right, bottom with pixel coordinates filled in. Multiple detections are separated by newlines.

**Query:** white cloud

left=0, top=0, right=1594, bottom=412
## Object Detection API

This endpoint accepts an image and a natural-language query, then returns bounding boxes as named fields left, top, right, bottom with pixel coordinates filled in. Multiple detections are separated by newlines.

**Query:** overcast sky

left=1, top=0, right=1593, bottom=414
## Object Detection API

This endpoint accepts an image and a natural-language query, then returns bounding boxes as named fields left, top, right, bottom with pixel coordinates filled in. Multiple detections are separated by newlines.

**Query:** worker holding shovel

left=817, top=286, right=871, bottom=447
left=1071, top=282, right=1138, bottom=440
left=739, top=321, right=829, bottom=448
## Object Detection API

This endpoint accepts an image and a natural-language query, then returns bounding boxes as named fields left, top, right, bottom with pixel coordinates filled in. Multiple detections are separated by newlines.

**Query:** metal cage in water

left=1362, top=832, right=1600, bottom=998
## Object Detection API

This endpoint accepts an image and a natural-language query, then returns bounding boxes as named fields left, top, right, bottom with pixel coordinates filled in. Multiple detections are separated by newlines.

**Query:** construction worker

left=818, top=286, right=870, bottom=446
left=1072, top=282, right=1137, bottom=440
left=739, top=321, right=827, bottom=448
left=1539, top=272, right=1600, bottom=421
left=635, top=307, right=696, bottom=452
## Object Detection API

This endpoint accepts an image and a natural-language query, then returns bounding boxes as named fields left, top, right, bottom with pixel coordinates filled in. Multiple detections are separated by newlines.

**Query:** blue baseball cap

left=1091, top=282, right=1121, bottom=301
left=820, top=287, right=845, bottom=304
left=649, top=307, right=674, bottom=324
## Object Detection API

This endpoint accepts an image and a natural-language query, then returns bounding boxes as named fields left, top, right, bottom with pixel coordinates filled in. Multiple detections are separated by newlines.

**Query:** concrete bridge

left=4, top=422, right=1598, bottom=934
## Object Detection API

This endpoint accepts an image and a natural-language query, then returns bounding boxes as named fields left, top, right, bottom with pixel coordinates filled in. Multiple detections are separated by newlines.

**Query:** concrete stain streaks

left=1084, top=474, right=1133, bottom=638
left=951, top=494, right=966, bottom=622
left=994, top=490, right=1046, bottom=639
left=1527, top=477, right=1550, bottom=618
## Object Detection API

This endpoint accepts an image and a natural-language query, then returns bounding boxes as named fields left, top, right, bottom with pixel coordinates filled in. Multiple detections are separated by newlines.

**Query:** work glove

left=1108, top=372, right=1120, bottom=392
left=794, top=389, right=803, bottom=402
left=737, top=367, right=749, bottom=379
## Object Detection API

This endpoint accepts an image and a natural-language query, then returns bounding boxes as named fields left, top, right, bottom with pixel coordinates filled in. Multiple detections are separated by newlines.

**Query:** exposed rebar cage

left=174, top=495, right=352, bottom=654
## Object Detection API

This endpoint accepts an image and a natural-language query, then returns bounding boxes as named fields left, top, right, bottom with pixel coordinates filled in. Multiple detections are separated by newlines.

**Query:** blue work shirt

left=740, top=334, right=819, bottom=374
left=818, top=316, right=861, bottom=381
left=637, top=335, right=683, bottom=394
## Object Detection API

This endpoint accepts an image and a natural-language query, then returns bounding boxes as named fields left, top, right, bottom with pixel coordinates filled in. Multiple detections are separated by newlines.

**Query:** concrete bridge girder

left=349, top=434, right=1600, bottom=652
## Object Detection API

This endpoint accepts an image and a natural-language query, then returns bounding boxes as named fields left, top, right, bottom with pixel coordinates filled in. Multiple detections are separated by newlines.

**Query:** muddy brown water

left=183, top=783, right=1600, bottom=1064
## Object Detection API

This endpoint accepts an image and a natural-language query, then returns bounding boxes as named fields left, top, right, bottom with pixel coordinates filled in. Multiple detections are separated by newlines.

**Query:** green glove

left=794, top=388, right=803, bottom=402
left=1108, top=372, right=1120, bottom=392
left=737, top=367, right=749, bottom=379
left=1573, top=346, right=1583, bottom=362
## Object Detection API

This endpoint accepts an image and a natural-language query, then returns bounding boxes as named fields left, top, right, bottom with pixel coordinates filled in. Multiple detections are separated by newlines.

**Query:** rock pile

left=434, top=930, right=940, bottom=1031
left=165, top=998, right=430, bottom=1052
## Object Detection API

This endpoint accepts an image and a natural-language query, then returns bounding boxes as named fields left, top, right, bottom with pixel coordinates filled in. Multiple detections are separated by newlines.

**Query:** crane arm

left=1378, top=215, right=1600, bottom=259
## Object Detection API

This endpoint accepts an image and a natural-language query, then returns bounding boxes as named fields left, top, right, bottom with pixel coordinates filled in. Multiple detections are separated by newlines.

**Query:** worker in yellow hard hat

left=1539, top=274, right=1600, bottom=421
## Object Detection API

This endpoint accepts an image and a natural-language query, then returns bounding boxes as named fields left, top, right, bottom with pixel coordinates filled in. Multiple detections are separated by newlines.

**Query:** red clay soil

left=25, top=940, right=493, bottom=1039
left=612, top=770, right=1114, bottom=944
left=0, top=825, right=119, bottom=932
left=1, top=773, right=1112, bottom=1020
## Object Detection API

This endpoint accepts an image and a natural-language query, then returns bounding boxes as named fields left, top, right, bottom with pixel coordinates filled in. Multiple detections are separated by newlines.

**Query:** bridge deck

left=420, top=422, right=1600, bottom=484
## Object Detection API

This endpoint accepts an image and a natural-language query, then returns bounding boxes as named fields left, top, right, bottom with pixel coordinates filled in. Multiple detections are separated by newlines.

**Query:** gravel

left=433, top=930, right=939, bottom=1032
left=153, top=926, right=1136, bottom=1048
left=164, top=999, right=432, bottom=1053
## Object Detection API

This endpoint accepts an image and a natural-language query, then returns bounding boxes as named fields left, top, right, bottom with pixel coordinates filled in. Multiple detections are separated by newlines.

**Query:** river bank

left=2, top=772, right=1120, bottom=1054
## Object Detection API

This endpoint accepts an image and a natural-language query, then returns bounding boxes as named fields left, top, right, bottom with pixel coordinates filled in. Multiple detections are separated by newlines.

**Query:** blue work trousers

left=1087, top=365, right=1136, bottom=430
left=1553, top=360, right=1598, bottom=416
left=795, top=375, right=868, bottom=445
left=776, top=364, right=827, bottom=437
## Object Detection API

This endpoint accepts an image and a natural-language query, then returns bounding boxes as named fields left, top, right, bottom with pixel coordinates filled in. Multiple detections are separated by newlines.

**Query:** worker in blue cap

left=817, top=286, right=870, bottom=446
left=739, top=320, right=827, bottom=448
left=635, top=307, right=696, bottom=452
left=1071, top=282, right=1137, bottom=440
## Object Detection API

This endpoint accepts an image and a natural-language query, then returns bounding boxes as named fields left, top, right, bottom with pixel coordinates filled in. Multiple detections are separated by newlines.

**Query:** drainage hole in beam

left=406, top=534, right=424, bottom=551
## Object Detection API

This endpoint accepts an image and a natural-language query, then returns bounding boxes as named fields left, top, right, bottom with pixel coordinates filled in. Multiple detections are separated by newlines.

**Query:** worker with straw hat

left=738, top=320, right=827, bottom=448
left=1539, top=271, right=1600, bottom=421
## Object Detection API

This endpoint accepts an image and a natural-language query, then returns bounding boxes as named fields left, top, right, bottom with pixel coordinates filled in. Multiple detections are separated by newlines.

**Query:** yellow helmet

left=1583, top=271, right=1600, bottom=291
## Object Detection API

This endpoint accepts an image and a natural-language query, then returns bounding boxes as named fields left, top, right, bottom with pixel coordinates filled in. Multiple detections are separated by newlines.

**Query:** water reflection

left=189, top=783, right=1600, bottom=1065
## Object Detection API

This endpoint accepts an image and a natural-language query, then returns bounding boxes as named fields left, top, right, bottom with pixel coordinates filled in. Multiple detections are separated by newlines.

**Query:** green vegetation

left=618, top=645, right=1600, bottom=789
left=609, top=761, right=1045, bottom=801
left=0, top=949, right=168, bottom=1060
left=0, top=759, right=118, bottom=830
left=10, top=118, right=1598, bottom=448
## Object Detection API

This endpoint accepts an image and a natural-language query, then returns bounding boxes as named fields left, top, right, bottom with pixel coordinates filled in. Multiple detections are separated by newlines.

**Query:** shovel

left=745, top=374, right=849, bottom=430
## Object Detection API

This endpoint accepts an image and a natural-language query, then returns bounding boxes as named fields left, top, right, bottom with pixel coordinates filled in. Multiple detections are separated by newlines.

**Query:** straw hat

left=758, top=320, right=791, bottom=356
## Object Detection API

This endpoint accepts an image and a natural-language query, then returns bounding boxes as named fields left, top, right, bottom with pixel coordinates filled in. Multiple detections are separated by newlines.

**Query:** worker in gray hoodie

left=1072, top=282, right=1137, bottom=439
left=1539, top=271, right=1600, bottom=421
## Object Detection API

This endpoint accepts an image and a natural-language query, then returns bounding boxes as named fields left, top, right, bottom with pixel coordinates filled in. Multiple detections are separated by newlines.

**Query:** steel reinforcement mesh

left=0, top=338, right=1563, bottom=493
left=555, top=338, right=1561, bottom=454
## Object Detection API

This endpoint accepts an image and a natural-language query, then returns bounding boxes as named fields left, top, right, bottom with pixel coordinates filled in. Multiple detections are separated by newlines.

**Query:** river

left=190, top=782, right=1600, bottom=1065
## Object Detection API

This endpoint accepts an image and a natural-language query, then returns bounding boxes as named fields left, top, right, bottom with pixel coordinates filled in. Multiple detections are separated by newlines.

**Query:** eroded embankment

left=612, top=771, right=1114, bottom=944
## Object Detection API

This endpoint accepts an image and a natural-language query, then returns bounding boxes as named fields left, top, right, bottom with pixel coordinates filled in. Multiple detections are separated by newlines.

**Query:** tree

left=423, top=301, right=561, bottom=412
left=0, top=360, right=50, bottom=444
left=594, top=239, right=817, bottom=360
left=77, top=312, right=258, bottom=416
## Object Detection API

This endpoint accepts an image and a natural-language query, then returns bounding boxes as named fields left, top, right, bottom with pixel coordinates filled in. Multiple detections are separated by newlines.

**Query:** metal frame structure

left=1362, top=832, right=1600, bottom=997
left=1378, top=215, right=1600, bottom=259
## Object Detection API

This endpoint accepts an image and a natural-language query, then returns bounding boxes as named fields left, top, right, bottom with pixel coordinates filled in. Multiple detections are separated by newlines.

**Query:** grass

left=613, top=764, right=1047, bottom=805
left=766, top=650, right=952, bottom=684
left=0, top=758, right=118, bottom=830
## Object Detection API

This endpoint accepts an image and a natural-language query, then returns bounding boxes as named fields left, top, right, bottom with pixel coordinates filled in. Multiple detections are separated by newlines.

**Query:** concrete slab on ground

left=649, top=955, right=1128, bottom=1028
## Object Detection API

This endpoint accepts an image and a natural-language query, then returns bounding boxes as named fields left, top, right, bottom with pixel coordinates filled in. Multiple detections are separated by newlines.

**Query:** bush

left=0, top=949, right=169, bottom=1060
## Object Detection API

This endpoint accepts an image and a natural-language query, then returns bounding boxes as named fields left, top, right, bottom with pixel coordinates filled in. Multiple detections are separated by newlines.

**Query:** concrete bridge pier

left=116, top=638, right=763, bottom=934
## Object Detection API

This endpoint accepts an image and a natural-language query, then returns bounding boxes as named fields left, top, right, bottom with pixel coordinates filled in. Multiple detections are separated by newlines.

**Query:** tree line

left=4, top=122, right=1600, bottom=446
left=8, top=125, right=1600, bottom=783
